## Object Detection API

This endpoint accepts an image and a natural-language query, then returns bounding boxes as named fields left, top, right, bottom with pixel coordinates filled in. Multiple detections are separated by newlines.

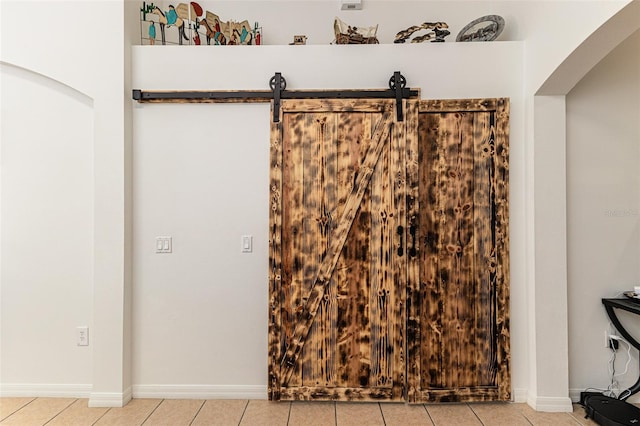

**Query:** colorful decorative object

left=148, top=21, right=156, bottom=45
left=229, top=20, right=254, bottom=45
left=189, top=1, right=203, bottom=18
left=333, top=17, right=378, bottom=44
left=209, top=12, right=229, bottom=45
left=394, top=22, right=450, bottom=43
left=254, top=22, right=262, bottom=45
left=200, top=12, right=226, bottom=45
left=456, top=15, right=505, bottom=42
left=140, top=1, right=261, bottom=46
left=151, top=5, right=189, bottom=45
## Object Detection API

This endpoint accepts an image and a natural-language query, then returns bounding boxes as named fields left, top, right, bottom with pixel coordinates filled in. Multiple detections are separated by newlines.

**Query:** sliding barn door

left=407, top=99, right=510, bottom=402
left=269, top=99, right=417, bottom=401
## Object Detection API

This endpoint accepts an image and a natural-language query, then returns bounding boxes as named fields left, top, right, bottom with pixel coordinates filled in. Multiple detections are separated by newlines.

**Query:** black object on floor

left=582, top=393, right=640, bottom=426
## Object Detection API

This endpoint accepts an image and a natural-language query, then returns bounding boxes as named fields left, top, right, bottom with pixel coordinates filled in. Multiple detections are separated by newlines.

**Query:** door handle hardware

left=397, top=225, right=404, bottom=257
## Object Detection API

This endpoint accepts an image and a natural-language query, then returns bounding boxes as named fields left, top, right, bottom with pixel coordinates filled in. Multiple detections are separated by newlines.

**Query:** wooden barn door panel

left=408, top=99, right=510, bottom=403
left=269, top=97, right=509, bottom=403
left=269, top=99, right=415, bottom=401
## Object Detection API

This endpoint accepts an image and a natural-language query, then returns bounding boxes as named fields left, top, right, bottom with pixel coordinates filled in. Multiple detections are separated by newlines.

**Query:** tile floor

left=0, top=398, right=597, bottom=426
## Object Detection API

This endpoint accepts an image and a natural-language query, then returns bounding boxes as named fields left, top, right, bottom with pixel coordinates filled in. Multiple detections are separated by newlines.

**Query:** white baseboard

left=132, top=385, right=267, bottom=400
left=0, top=383, right=92, bottom=398
left=1, top=383, right=133, bottom=407
left=526, top=395, right=573, bottom=412
left=512, top=388, right=528, bottom=403
left=88, top=387, right=132, bottom=407
left=0, top=383, right=531, bottom=405
left=0, top=383, right=262, bottom=404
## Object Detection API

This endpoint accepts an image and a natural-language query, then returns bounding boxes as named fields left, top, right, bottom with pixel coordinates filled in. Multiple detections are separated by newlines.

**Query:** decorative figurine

left=200, top=13, right=226, bottom=45
left=394, top=22, right=450, bottom=43
left=456, top=15, right=505, bottom=42
left=141, top=1, right=260, bottom=46
left=334, top=17, right=379, bottom=44
left=254, top=22, right=262, bottom=45
left=233, top=21, right=254, bottom=45
left=290, top=35, right=307, bottom=45
left=151, top=5, right=189, bottom=45
left=148, top=21, right=156, bottom=45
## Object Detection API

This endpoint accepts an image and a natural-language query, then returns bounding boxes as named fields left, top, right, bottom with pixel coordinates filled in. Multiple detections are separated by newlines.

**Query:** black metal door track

left=132, top=72, right=418, bottom=122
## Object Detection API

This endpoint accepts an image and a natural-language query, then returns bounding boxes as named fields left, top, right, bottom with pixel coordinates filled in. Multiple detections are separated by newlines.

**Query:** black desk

left=602, top=298, right=640, bottom=399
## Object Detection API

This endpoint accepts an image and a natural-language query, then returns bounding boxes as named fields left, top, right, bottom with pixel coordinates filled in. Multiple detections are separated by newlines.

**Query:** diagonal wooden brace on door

left=279, top=110, right=395, bottom=383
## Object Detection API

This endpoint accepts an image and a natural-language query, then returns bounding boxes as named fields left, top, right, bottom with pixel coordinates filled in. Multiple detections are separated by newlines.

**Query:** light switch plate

left=241, top=235, right=253, bottom=253
left=156, top=236, right=172, bottom=253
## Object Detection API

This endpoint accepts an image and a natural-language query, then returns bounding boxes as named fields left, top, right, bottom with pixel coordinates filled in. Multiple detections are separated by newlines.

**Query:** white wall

left=1, top=0, right=130, bottom=405
left=166, top=0, right=521, bottom=46
left=131, top=102, right=271, bottom=393
left=567, top=29, right=640, bottom=401
left=532, top=94, right=570, bottom=405
left=522, top=0, right=636, bottom=410
left=153, top=0, right=627, bottom=49
left=0, top=64, right=94, bottom=389
left=521, top=0, right=630, bottom=94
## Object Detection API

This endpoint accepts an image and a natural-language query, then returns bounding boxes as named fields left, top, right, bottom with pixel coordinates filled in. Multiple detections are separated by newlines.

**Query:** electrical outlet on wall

left=604, top=330, right=620, bottom=350
left=77, top=326, right=89, bottom=346
left=609, top=337, right=619, bottom=350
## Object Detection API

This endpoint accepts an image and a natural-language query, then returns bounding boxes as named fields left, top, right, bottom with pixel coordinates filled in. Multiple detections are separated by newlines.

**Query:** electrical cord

left=619, top=388, right=632, bottom=400
left=606, top=335, right=634, bottom=398
left=607, top=346, right=620, bottom=398
left=613, top=338, right=632, bottom=378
